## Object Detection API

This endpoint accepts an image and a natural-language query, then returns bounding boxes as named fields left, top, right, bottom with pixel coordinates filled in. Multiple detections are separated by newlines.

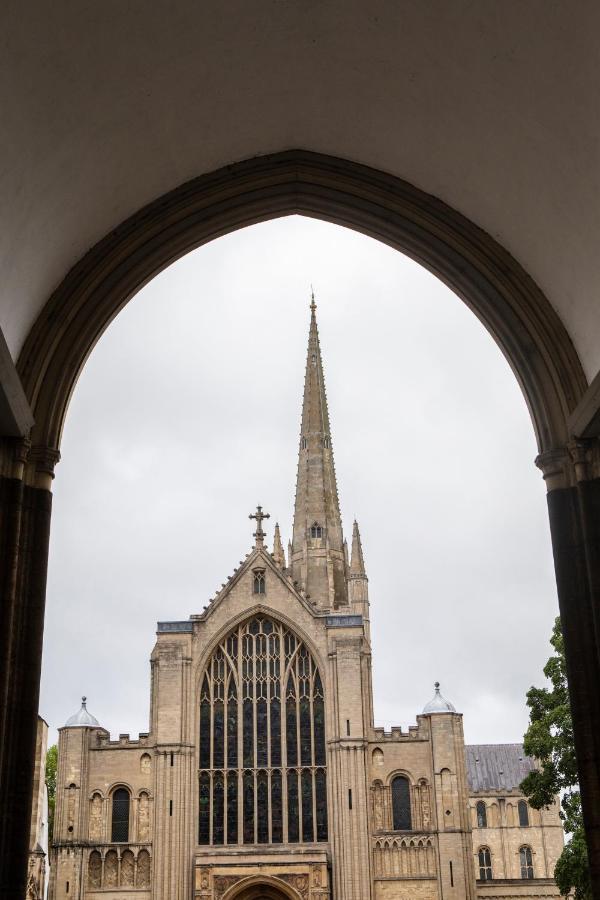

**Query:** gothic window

left=111, top=788, right=129, bottom=842
left=310, top=523, right=323, bottom=539
left=253, top=570, right=266, bottom=594
left=520, top=845, right=534, bottom=879
left=198, top=615, right=327, bottom=845
left=478, top=846, right=492, bottom=881
left=391, top=776, right=411, bottom=830
left=476, top=800, right=487, bottom=828
left=518, top=799, right=529, bottom=827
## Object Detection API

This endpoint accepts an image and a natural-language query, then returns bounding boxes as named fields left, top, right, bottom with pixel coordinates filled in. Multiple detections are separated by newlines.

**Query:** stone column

left=537, top=440, right=600, bottom=899
left=0, top=438, right=58, bottom=897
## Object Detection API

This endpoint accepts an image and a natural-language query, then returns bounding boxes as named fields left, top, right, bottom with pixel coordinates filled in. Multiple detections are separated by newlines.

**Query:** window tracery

left=310, top=523, right=323, bottom=539
left=478, top=846, right=492, bottom=880
left=476, top=800, right=487, bottom=828
left=198, top=615, right=327, bottom=845
left=252, top=570, right=266, bottom=594
left=520, top=845, right=534, bottom=879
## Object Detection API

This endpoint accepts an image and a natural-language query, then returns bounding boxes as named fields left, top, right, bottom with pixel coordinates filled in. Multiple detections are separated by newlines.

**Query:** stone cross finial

left=249, top=505, right=270, bottom=547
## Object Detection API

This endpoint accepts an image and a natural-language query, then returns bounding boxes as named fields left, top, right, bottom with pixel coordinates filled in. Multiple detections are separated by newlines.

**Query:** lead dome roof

left=423, top=682, right=457, bottom=714
left=64, top=696, right=100, bottom=728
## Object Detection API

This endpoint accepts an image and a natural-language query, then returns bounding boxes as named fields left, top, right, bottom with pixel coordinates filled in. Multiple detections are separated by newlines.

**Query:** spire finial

left=82, top=696, right=87, bottom=706
left=310, top=285, right=316, bottom=314
left=434, top=681, right=440, bottom=692
left=249, top=504, right=270, bottom=548
left=272, top=522, right=285, bottom=567
left=350, top=519, right=367, bottom=577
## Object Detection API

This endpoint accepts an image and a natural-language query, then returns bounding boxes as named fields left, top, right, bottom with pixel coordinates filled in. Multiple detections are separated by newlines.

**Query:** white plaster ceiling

left=2, top=1, right=599, bottom=379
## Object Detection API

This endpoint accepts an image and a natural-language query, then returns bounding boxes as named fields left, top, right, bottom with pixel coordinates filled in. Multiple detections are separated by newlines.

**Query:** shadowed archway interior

left=2, top=151, right=600, bottom=898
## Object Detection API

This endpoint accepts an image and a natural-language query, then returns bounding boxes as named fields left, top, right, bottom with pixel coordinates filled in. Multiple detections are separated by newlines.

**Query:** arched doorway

left=231, top=888, right=291, bottom=900
left=223, top=873, right=303, bottom=900
left=2, top=150, right=599, bottom=896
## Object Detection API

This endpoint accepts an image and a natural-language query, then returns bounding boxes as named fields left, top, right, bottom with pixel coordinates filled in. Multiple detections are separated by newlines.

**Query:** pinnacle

left=350, top=519, right=366, bottom=577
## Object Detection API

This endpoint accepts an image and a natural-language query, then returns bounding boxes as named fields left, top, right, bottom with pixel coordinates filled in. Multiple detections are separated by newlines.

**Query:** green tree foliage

left=520, top=616, right=591, bottom=899
left=45, top=744, right=58, bottom=843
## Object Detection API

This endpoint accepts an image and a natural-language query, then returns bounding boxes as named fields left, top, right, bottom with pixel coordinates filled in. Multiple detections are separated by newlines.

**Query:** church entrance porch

left=194, top=855, right=329, bottom=900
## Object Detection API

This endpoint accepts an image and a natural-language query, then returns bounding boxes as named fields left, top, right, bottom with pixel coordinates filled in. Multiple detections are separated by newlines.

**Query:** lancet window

left=476, top=801, right=487, bottom=828
left=518, top=800, right=529, bottom=827
left=198, top=615, right=327, bottom=845
left=520, top=846, right=534, bottom=879
left=478, top=846, right=493, bottom=880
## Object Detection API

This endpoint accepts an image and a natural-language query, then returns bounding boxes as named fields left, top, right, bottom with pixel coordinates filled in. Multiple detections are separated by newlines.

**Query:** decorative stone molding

left=16, top=151, right=585, bottom=458
left=536, top=437, right=600, bottom=490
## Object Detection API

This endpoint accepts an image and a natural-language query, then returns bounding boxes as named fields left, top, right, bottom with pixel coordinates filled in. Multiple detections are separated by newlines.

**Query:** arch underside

left=17, top=150, right=586, bottom=457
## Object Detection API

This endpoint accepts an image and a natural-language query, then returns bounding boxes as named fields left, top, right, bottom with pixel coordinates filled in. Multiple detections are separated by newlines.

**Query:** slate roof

left=466, top=743, right=537, bottom=793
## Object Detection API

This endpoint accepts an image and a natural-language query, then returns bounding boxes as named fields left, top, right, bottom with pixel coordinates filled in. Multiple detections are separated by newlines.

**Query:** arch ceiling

left=2, top=1, right=599, bottom=380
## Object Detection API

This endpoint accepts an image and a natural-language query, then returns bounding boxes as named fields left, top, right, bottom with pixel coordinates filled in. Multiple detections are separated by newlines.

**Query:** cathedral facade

left=51, top=303, right=563, bottom=900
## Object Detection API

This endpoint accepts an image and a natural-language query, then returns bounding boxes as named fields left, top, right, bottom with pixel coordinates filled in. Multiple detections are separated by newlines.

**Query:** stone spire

left=287, top=539, right=293, bottom=569
left=272, top=523, right=285, bottom=568
left=349, top=520, right=367, bottom=577
left=292, top=294, right=347, bottom=607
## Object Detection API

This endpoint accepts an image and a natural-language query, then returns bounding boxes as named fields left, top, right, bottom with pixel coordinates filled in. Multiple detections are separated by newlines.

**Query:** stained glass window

left=111, top=788, right=130, bottom=842
left=391, top=776, right=411, bottom=830
left=199, top=615, right=327, bottom=844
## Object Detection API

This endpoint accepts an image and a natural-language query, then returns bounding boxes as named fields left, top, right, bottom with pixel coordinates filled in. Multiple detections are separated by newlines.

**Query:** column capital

left=536, top=437, right=600, bottom=490
left=28, top=445, right=61, bottom=489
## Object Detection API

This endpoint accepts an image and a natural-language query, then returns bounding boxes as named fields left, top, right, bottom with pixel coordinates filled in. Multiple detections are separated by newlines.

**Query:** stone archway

left=223, top=873, right=303, bottom=900
left=2, top=150, right=600, bottom=897
left=228, top=887, right=293, bottom=900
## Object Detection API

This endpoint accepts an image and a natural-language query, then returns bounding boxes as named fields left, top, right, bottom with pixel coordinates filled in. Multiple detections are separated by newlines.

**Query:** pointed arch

left=197, top=613, right=327, bottom=847
left=19, top=151, right=583, bottom=458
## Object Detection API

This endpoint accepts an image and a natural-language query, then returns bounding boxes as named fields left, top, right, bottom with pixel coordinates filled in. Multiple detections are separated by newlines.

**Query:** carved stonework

left=104, top=850, right=118, bottom=887
left=420, top=782, right=431, bottom=830
left=214, top=875, right=243, bottom=899
left=138, top=792, right=150, bottom=841
left=121, top=849, right=135, bottom=887
left=137, top=850, right=151, bottom=888
left=89, top=793, right=103, bottom=841
left=281, top=873, right=309, bottom=899
left=199, top=867, right=210, bottom=890
left=141, top=753, right=151, bottom=774
left=88, top=851, right=101, bottom=889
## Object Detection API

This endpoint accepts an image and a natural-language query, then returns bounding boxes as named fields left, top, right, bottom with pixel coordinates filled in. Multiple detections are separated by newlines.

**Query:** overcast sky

left=40, top=215, right=559, bottom=748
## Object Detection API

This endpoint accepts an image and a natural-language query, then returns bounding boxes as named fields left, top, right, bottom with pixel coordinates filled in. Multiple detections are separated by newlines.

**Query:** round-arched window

left=391, top=776, right=411, bottom=830
left=198, top=615, right=327, bottom=846
left=111, top=788, right=130, bottom=842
